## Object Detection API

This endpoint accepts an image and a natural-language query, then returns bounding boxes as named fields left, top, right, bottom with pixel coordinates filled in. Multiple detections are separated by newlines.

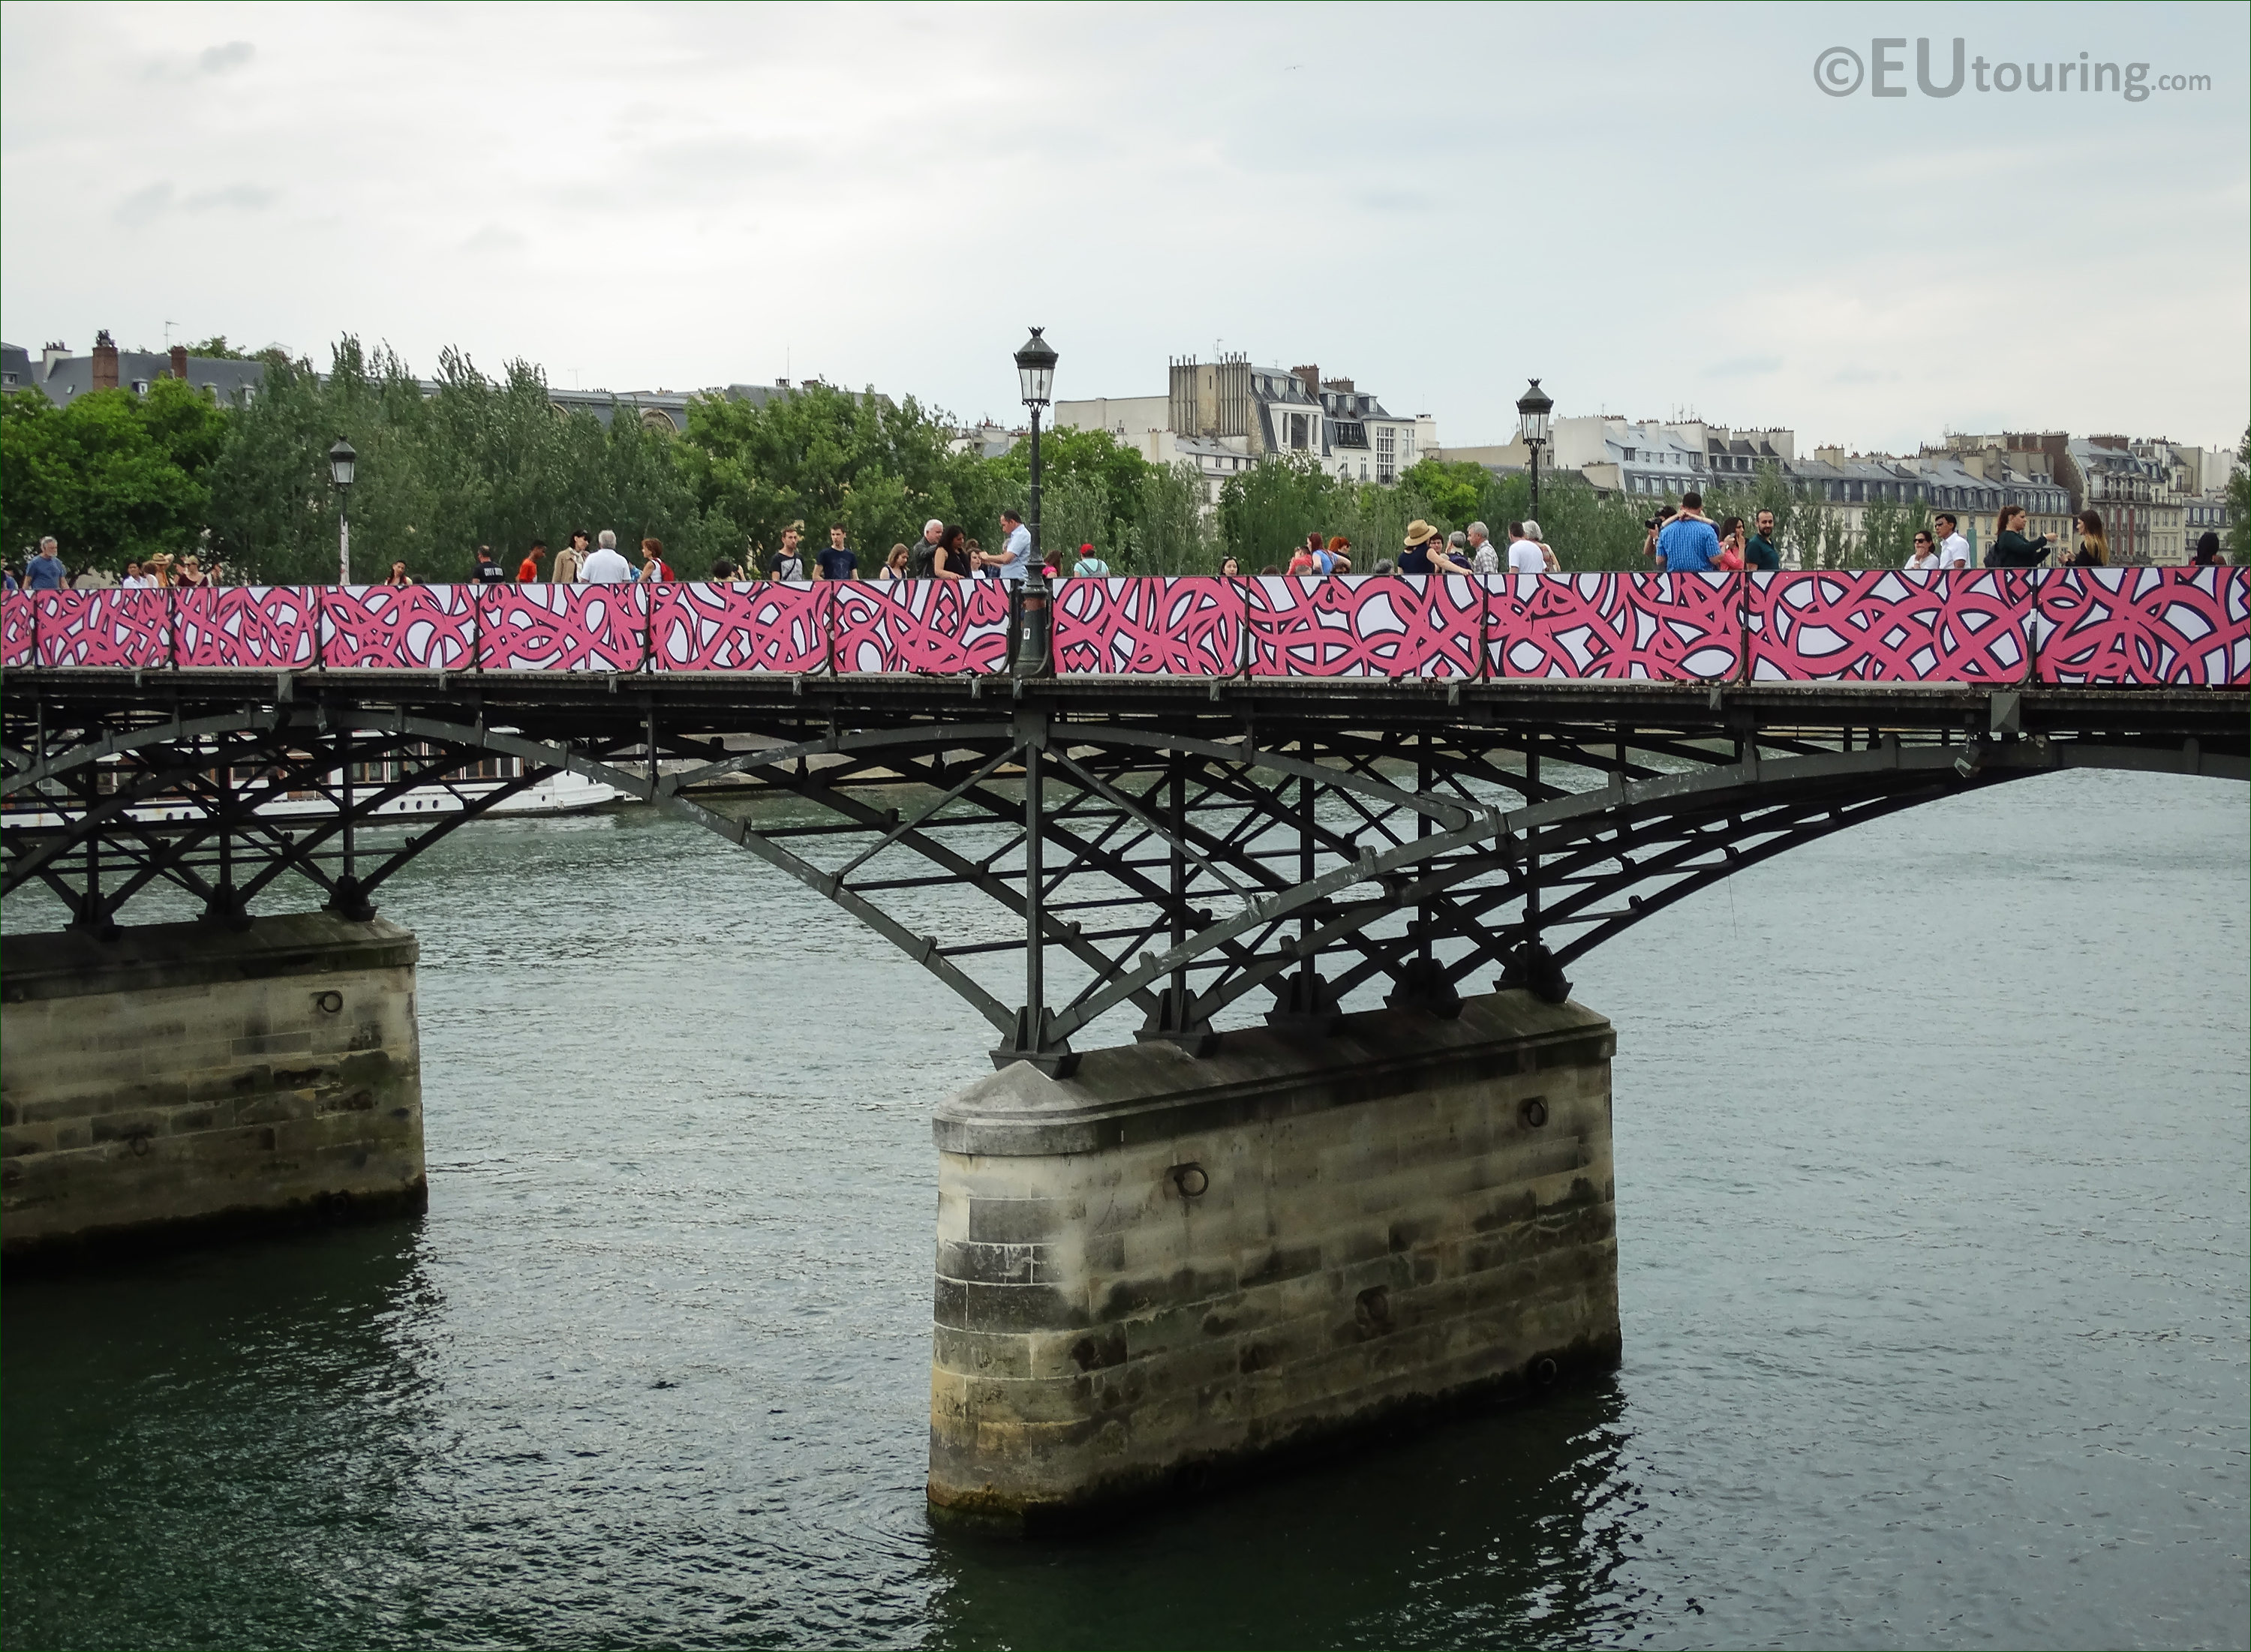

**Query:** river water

left=4, top=767, right=2246, bottom=1650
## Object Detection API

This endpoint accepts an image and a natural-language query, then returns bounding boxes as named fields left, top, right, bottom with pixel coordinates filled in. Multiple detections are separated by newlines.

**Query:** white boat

left=5, top=749, right=618, bottom=830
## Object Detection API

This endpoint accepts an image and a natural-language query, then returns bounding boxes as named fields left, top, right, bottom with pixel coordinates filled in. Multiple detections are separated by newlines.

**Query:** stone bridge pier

left=2, top=913, right=427, bottom=1268
left=927, top=990, right=1619, bottom=1527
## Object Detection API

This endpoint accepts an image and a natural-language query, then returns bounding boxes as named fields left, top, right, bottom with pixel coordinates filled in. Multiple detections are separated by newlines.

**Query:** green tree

left=679, top=382, right=986, bottom=572
left=1217, top=453, right=1342, bottom=569
left=1399, top=457, right=1488, bottom=528
left=2, top=380, right=228, bottom=569
left=1103, top=461, right=1218, bottom=575
left=2225, top=426, right=2249, bottom=560
left=207, top=338, right=729, bottom=583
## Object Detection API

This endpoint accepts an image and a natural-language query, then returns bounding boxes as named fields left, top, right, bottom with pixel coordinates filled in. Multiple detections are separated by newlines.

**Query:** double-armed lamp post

left=1516, top=378, right=1552, bottom=515
left=329, top=437, right=357, bottom=584
left=1011, top=326, right=1058, bottom=678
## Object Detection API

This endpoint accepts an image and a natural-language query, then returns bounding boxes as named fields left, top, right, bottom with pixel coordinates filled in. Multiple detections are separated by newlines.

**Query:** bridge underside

left=5, top=671, right=2243, bottom=1066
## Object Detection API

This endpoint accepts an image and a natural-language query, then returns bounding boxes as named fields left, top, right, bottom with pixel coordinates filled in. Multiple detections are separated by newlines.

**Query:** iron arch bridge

left=6, top=668, right=2242, bottom=1072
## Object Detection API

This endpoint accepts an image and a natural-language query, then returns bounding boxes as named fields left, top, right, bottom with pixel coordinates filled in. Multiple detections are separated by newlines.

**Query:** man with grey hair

left=1466, top=521, right=1500, bottom=576
left=26, top=536, right=67, bottom=590
left=908, top=518, right=944, bottom=578
left=582, top=529, right=632, bottom=584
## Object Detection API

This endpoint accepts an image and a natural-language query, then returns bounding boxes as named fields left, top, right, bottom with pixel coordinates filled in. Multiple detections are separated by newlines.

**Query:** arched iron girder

left=7, top=704, right=2240, bottom=1048
left=1026, top=734, right=2234, bottom=1043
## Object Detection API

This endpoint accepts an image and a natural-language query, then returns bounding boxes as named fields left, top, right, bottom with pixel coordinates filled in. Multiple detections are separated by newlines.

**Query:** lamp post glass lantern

left=329, top=437, right=357, bottom=584
left=1516, top=379, right=1552, bottom=514
left=1011, top=328, right=1057, bottom=679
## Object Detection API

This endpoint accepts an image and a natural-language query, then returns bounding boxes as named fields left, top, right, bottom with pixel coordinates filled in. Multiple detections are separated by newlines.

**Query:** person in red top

left=1287, top=541, right=1320, bottom=577
left=518, top=542, right=546, bottom=582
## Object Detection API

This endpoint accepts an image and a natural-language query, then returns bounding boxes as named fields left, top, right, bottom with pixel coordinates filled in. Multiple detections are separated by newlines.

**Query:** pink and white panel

left=1745, top=569, right=2033, bottom=683
left=1245, top=575, right=1483, bottom=679
left=1056, top=576, right=1244, bottom=676
left=176, top=587, right=319, bottom=670
left=831, top=579, right=1008, bottom=674
left=480, top=583, right=645, bottom=671
left=1, top=592, right=32, bottom=668
left=1489, top=572, right=1741, bottom=680
left=2033, top=566, right=2251, bottom=686
left=320, top=585, right=477, bottom=669
left=33, top=590, right=172, bottom=668
left=649, top=581, right=828, bottom=672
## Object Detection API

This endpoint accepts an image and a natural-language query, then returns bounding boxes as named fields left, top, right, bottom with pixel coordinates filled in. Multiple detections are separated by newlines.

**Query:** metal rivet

left=1171, top=1163, right=1209, bottom=1198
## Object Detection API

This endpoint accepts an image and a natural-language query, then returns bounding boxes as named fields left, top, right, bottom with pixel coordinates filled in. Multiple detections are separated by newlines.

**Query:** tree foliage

left=2226, top=426, right=2249, bottom=560
left=3, top=380, right=229, bottom=566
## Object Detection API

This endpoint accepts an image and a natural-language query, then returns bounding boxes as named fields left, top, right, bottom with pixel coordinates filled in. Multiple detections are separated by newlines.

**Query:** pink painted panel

left=649, top=581, right=828, bottom=672
left=2034, top=566, right=2251, bottom=686
left=176, top=587, right=320, bottom=670
left=1056, top=576, right=1244, bottom=675
left=1745, top=569, right=2033, bottom=683
left=831, top=578, right=1008, bottom=674
left=479, top=583, right=645, bottom=671
left=1245, top=575, right=1484, bottom=679
left=33, top=589, right=172, bottom=668
left=1, top=591, right=32, bottom=668
left=1489, top=572, right=1742, bottom=680
left=320, top=584, right=477, bottom=669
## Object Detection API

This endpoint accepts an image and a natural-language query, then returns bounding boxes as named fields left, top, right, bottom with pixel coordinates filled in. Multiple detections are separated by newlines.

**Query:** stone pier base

left=928, top=990, right=1619, bottom=1527
left=2, top=913, right=426, bottom=1269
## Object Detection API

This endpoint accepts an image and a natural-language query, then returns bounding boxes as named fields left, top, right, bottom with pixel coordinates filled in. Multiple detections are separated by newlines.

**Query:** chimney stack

left=1292, top=364, right=1320, bottom=400
left=170, top=344, right=188, bottom=380
left=92, top=329, right=119, bottom=392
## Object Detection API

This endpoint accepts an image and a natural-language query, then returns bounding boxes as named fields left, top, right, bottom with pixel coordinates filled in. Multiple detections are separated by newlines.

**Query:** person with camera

left=1642, top=504, right=1678, bottom=566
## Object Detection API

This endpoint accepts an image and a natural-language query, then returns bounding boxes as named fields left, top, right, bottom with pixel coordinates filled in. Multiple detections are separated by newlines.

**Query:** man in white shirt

left=1506, top=522, right=1552, bottom=574
left=1934, top=513, right=1973, bottom=571
left=581, top=529, right=633, bottom=584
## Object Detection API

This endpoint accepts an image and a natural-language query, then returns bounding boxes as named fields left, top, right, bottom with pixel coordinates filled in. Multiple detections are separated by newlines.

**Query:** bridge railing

left=5, top=568, right=2246, bottom=686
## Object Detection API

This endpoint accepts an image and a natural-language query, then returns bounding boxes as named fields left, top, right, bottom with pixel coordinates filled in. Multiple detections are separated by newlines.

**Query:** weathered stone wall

left=2, top=913, right=425, bottom=1264
left=929, top=990, right=1618, bottom=1525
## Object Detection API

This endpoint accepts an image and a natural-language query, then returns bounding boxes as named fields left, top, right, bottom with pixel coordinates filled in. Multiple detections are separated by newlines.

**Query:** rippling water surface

left=5, top=768, right=2246, bottom=1650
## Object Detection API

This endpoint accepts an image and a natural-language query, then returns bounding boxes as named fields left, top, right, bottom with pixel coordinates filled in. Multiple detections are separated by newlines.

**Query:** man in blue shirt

left=26, top=536, right=67, bottom=590
left=983, top=509, right=1032, bottom=584
left=1656, top=493, right=1722, bottom=572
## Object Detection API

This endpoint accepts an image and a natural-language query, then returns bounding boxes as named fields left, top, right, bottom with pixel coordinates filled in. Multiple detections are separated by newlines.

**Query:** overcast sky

left=4, top=2, right=2245, bottom=454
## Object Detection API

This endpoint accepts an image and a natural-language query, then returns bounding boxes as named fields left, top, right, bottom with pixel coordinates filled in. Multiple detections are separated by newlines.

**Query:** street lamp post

left=1011, top=327, right=1057, bottom=680
left=329, top=437, right=357, bottom=584
left=1516, top=379, right=1552, bottom=515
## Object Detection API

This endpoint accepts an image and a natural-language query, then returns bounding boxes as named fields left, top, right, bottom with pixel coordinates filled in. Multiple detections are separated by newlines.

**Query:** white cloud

left=6, top=1, right=2246, bottom=452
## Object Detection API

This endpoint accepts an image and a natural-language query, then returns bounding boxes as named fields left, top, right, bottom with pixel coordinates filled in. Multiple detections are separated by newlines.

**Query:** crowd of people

left=1, top=536, right=229, bottom=593
left=3, top=506, right=2231, bottom=594
left=1639, top=492, right=2231, bottom=572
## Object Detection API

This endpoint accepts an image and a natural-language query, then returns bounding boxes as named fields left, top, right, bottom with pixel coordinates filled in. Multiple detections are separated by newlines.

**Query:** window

left=131, top=379, right=149, bottom=394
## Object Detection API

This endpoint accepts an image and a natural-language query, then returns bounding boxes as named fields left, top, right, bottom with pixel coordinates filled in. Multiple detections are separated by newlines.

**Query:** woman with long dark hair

left=933, top=525, right=971, bottom=580
left=1985, top=505, right=2052, bottom=568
